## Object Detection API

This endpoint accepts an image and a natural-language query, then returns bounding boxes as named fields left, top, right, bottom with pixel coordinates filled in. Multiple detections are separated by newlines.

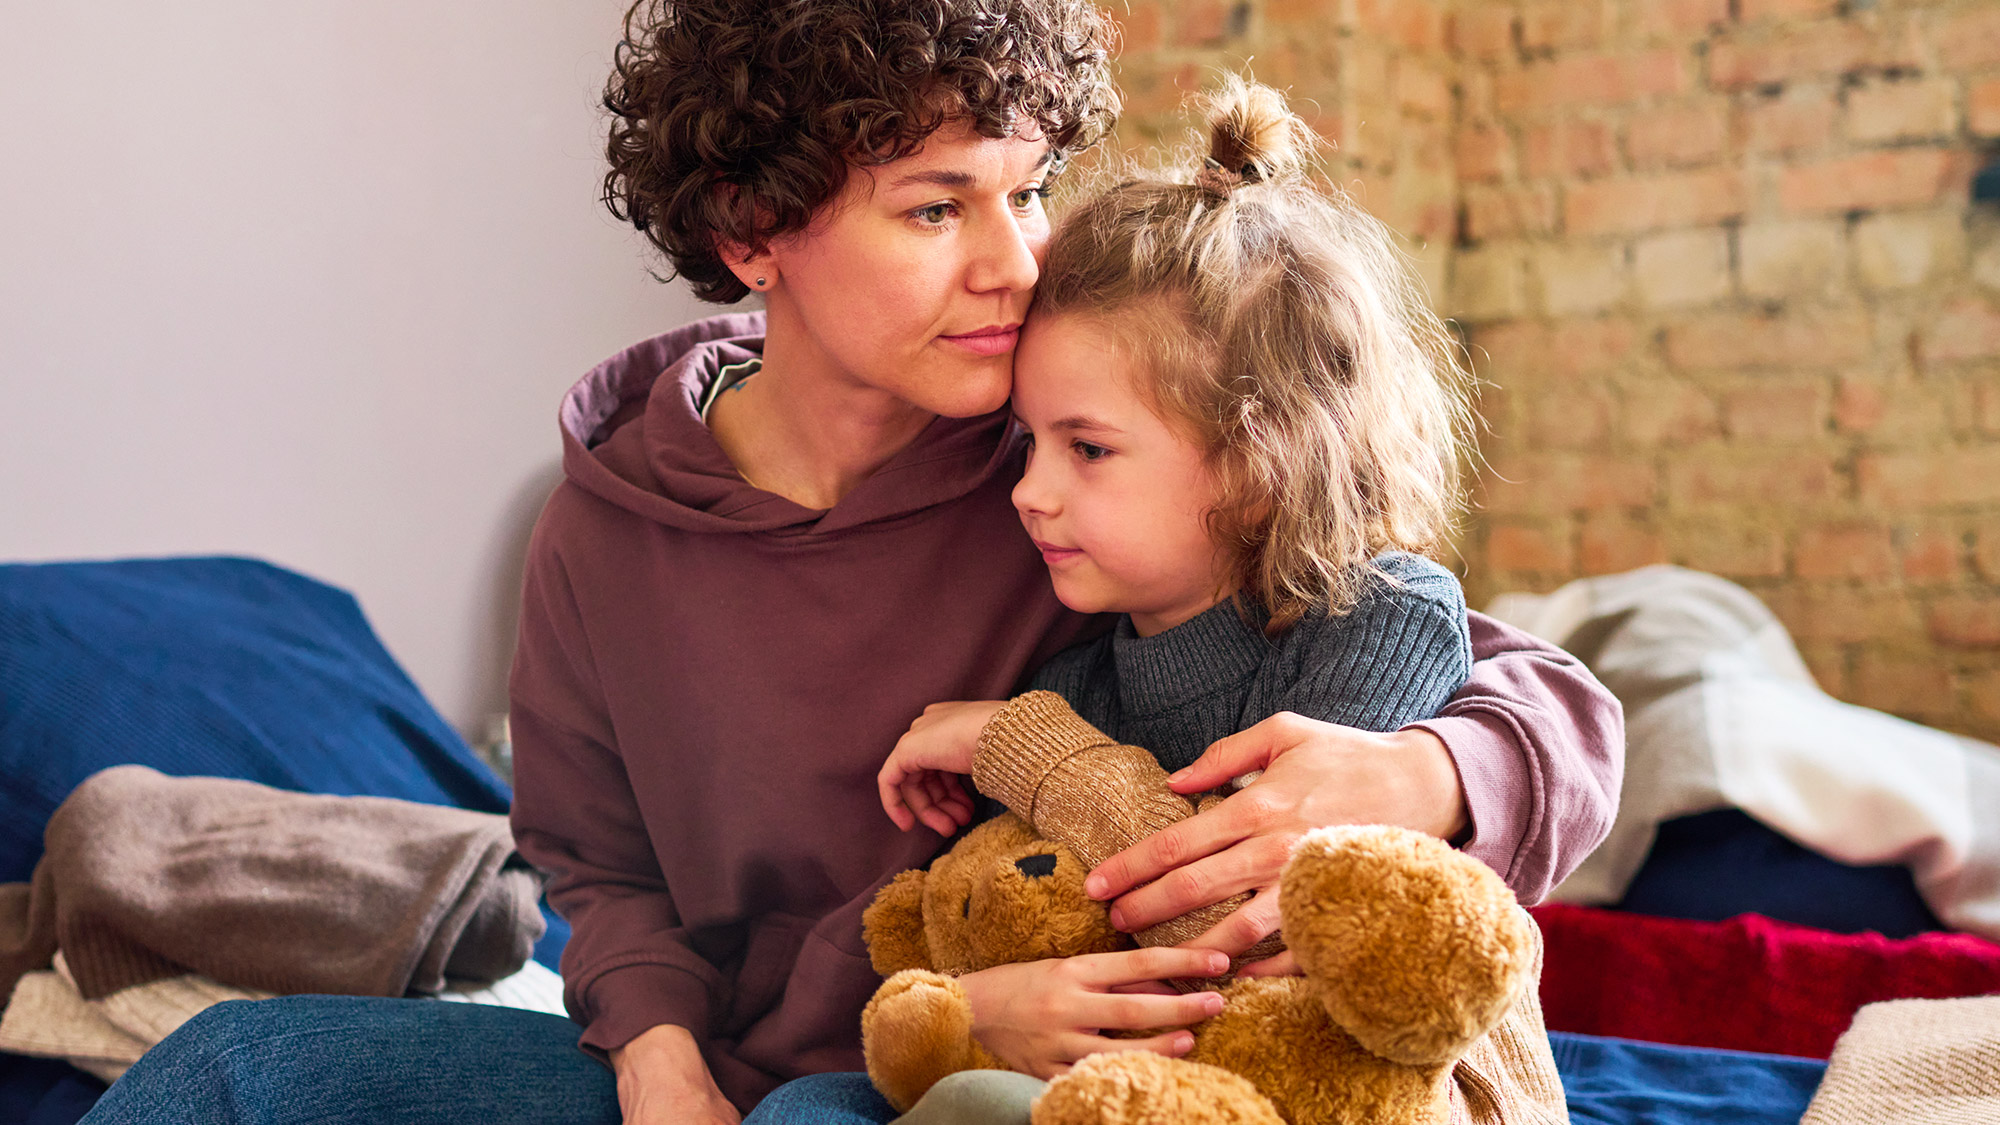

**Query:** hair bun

left=1200, top=76, right=1310, bottom=191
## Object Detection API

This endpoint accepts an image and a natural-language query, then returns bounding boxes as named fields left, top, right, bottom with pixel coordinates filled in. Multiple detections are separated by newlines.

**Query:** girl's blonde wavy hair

left=1036, top=77, right=1474, bottom=633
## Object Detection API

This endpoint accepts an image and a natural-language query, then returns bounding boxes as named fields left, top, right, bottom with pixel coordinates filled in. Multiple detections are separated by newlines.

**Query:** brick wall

left=1110, top=0, right=2000, bottom=739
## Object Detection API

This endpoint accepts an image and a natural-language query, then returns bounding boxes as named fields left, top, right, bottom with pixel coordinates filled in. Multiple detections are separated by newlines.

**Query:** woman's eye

left=913, top=203, right=955, bottom=226
left=1073, top=441, right=1108, bottom=462
left=1011, top=185, right=1051, bottom=209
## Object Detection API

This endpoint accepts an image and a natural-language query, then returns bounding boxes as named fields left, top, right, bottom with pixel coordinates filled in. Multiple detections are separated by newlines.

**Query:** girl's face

left=1010, top=313, right=1236, bottom=637
left=753, top=120, right=1056, bottom=419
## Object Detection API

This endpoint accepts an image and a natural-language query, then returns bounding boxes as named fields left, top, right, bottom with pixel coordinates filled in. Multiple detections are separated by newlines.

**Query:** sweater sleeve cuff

left=972, top=691, right=1119, bottom=819
left=1407, top=710, right=1538, bottom=900
left=573, top=961, right=718, bottom=1060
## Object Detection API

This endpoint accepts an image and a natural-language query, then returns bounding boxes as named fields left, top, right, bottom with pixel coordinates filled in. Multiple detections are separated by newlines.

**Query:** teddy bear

left=858, top=694, right=1565, bottom=1125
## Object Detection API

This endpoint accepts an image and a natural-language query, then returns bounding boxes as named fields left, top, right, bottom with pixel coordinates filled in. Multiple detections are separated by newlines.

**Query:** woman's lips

left=939, top=325, right=1021, bottom=357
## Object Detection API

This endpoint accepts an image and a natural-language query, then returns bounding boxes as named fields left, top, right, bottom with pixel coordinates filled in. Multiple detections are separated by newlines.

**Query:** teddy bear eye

left=1015, top=854, right=1058, bottom=878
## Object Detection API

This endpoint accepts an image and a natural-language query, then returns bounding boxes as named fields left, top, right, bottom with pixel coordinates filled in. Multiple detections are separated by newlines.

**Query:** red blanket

left=1531, top=904, right=2000, bottom=1058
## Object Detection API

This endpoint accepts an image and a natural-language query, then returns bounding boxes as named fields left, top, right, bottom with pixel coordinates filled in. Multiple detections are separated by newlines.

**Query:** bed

left=7, top=556, right=1991, bottom=1124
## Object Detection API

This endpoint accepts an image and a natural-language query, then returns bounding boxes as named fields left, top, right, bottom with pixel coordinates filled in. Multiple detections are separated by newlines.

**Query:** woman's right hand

left=609, top=1024, right=740, bottom=1125
left=957, top=946, right=1230, bottom=1079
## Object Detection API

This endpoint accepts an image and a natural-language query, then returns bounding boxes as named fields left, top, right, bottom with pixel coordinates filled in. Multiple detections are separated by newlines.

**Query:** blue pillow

left=0, top=556, right=511, bottom=882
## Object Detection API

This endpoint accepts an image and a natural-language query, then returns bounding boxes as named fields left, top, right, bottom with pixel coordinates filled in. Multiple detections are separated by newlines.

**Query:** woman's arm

left=509, top=519, right=733, bottom=1122
left=1083, top=611, right=1623, bottom=951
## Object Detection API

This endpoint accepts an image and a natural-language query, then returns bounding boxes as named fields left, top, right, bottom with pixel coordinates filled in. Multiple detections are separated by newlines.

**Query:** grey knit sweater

left=1027, top=552, right=1474, bottom=774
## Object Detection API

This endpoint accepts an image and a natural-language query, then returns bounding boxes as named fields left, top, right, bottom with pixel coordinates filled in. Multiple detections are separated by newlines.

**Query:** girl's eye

left=912, top=202, right=956, bottom=227
left=1073, top=440, right=1108, bottom=462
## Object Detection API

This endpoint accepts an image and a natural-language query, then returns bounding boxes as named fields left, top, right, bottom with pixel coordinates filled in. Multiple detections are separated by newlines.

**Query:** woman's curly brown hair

left=604, top=0, right=1120, bottom=303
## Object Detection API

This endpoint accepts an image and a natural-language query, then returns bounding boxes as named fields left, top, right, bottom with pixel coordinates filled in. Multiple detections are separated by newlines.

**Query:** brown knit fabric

left=974, top=691, right=1281, bottom=963
left=0, top=765, right=543, bottom=1001
left=1799, top=996, right=2000, bottom=1125
left=1446, top=917, right=1569, bottom=1125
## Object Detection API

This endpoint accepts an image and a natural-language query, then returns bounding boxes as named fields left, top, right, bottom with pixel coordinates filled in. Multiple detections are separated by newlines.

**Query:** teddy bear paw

left=1031, top=1052, right=1284, bottom=1125
left=861, top=970, right=995, bottom=1112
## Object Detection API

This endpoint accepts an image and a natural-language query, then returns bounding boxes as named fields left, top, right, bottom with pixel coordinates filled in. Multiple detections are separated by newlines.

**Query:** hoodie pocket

left=721, top=912, right=815, bottom=1038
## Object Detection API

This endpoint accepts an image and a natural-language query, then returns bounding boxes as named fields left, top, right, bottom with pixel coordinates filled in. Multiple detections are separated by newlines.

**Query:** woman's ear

left=863, top=869, right=934, bottom=975
left=716, top=238, right=778, bottom=294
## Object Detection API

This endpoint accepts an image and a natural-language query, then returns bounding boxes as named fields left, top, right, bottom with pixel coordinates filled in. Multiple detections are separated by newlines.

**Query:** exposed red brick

left=1519, top=1, right=1610, bottom=53
left=1626, top=99, right=1731, bottom=169
left=1707, top=23, right=1916, bottom=91
left=1546, top=318, right=1641, bottom=378
left=1761, top=587, right=1923, bottom=645
left=1566, top=169, right=1749, bottom=234
left=1397, top=59, right=1455, bottom=119
left=1676, top=524, right=1788, bottom=578
left=1722, top=381, right=1829, bottom=442
left=1523, top=385, right=1617, bottom=448
left=1664, top=308, right=1873, bottom=371
left=1481, top=453, right=1660, bottom=514
left=1171, top=0, right=1230, bottom=47
left=1832, top=377, right=1887, bottom=435
left=1486, top=521, right=1577, bottom=573
left=1741, top=94, right=1836, bottom=155
left=1666, top=451, right=1841, bottom=507
left=1523, top=120, right=1618, bottom=179
left=1456, top=123, right=1512, bottom=183
left=1110, top=4, right=1163, bottom=51
left=1971, top=79, right=2000, bottom=139
left=1847, top=649, right=1957, bottom=719
left=1972, top=669, right=2000, bottom=724
left=1858, top=449, right=2000, bottom=508
left=1633, top=0, right=1732, bottom=40
left=1845, top=77, right=1959, bottom=145
left=1797, top=644, right=1849, bottom=698
left=1778, top=149, right=1962, bottom=215
left=1979, top=521, right=2000, bottom=582
left=1580, top=514, right=1669, bottom=574
left=1898, top=527, right=1963, bottom=585
left=1794, top=522, right=1895, bottom=581
left=1352, top=0, right=1446, bottom=50
left=1938, top=9, right=2000, bottom=71
left=1450, top=6, right=1518, bottom=60
left=1623, top=381, right=1721, bottom=446
left=1930, top=598, right=2000, bottom=649
left=1495, top=49, right=1690, bottom=115
left=1738, top=0, right=1840, bottom=19
left=1464, top=183, right=1560, bottom=241
left=1921, top=300, right=2000, bottom=366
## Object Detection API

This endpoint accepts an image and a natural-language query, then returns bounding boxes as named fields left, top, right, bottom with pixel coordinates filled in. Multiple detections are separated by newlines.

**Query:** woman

left=80, top=3, right=1619, bottom=1123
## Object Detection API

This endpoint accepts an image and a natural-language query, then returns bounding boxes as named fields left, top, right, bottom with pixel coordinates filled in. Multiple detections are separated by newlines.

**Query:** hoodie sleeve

left=1406, top=610, right=1625, bottom=905
left=508, top=513, right=725, bottom=1061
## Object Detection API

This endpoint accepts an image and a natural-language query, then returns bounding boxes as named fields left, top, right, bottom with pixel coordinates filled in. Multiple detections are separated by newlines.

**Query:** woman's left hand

left=1081, top=711, right=1469, bottom=971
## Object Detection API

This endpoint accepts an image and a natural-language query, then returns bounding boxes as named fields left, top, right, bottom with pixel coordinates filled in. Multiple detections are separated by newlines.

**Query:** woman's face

left=754, top=120, right=1056, bottom=419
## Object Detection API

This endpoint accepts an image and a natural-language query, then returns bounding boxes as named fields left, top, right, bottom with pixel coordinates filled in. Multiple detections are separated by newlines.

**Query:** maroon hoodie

left=508, top=314, right=1624, bottom=1111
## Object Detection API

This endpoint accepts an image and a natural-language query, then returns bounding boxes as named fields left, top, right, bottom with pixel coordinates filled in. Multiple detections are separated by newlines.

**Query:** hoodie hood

left=558, top=312, right=1020, bottom=536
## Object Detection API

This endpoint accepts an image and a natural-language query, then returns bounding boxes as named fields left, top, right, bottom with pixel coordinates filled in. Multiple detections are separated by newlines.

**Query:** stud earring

left=754, top=277, right=767, bottom=288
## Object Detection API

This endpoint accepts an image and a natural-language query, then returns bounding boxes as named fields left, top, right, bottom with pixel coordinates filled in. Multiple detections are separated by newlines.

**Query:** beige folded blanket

left=1801, top=996, right=2000, bottom=1125
left=0, top=765, right=543, bottom=1002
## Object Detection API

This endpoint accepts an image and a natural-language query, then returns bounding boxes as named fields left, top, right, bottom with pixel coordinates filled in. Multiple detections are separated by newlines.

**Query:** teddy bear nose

left=1014, top=854, right=1058, bottom=878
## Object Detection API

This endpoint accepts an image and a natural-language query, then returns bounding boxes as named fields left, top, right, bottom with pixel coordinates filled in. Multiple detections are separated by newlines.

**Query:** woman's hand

left=609, top=1024, right=740, bottom=1125
left=959, top=947, right=1230, bottom=1079
left=878, top=700, right=1006, bottom=834
left=1084, top=713, right=1469, bottom=966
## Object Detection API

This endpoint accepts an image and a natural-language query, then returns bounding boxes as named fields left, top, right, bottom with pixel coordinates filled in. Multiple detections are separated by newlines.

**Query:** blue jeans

left=76, top=996, right=893, bottom=1125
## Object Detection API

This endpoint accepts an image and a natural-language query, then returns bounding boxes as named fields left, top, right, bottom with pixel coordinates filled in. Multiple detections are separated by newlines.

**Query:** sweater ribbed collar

left=1109, top=599, right=1272, bottom=719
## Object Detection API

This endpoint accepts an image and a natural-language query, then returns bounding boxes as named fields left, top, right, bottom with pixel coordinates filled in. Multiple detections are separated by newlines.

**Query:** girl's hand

left=1084, top=713, right=1468, bottom=958
left=878, top=700, right=1006, bottom=834
left=609, top=1024, right=741, bottom=1125
left=958, top=947, right=1230, bottom=1079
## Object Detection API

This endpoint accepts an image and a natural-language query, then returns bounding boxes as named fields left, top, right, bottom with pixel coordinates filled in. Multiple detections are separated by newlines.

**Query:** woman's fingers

left=1106, top=832, right=1292, bottom=933
left=1084, top=801, right=1251, bottom=903
left=1233, top=949, right=1301, bottom=978
left=1178, top=886, right=1284, bottom=958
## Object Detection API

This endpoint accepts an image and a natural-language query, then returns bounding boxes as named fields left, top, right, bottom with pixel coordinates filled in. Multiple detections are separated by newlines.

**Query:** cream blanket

left=1488, top=566, right=2000, bottom=938
left=1800, top=996, right=2000, bottom=1124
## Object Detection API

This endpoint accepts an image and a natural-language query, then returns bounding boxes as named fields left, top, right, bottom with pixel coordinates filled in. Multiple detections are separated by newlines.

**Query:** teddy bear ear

left=863, top=868, right=935, bottom=976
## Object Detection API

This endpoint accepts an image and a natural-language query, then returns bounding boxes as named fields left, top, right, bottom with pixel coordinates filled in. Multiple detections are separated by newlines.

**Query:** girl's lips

left=1034, top=540, right=1083, bottom=565
left=938, top=326, right=1020, bottom=357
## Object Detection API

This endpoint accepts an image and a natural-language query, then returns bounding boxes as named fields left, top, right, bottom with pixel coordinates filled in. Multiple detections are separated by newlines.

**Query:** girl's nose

left=1011, top=451, right=1053, bottom=517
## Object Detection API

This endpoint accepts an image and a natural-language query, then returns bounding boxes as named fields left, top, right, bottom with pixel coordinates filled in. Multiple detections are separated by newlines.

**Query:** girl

left=878, top=78, right=1529, bottom=1087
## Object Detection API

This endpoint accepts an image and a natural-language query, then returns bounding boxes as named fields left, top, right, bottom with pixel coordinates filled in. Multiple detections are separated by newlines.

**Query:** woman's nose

left=967, top=214, right=1042, bottom=295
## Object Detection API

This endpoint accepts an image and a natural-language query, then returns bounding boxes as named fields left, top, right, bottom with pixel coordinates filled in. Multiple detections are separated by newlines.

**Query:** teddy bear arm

left=861, top=969, right=1009, bottom=1112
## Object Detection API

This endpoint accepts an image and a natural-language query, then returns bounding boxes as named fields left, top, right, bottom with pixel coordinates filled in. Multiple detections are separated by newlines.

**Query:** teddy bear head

left=863, top=812, right=1131, bottom=977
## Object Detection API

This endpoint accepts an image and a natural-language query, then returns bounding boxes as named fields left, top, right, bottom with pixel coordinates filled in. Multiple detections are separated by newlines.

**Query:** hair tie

left=1197, top=156, right=1263, bottom=195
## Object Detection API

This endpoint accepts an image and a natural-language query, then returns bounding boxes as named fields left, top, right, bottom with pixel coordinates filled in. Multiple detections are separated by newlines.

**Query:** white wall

left=1, top=2, right=706, bottom=740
